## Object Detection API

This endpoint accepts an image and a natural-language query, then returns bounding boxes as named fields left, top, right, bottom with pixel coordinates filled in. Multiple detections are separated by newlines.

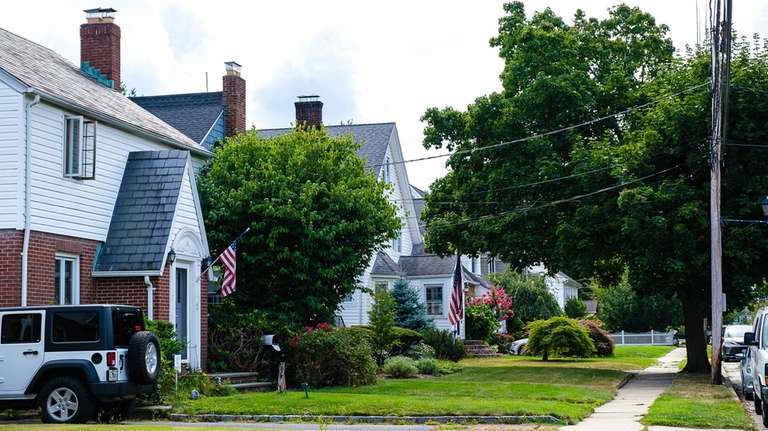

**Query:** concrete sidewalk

left=560, top=347, right=686, bottom=431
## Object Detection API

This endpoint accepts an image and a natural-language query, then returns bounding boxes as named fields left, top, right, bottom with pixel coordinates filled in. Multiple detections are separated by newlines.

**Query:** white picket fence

left=610, top=330, right=676, bottom=346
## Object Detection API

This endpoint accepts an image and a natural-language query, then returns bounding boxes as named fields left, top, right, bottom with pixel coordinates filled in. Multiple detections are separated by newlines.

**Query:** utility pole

left=709, top=0, right=732, bottom=385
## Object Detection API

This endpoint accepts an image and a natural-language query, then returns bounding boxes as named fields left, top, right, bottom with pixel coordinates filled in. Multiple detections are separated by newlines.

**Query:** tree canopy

left=200, top=128, right=401, bottom=328
left=420, top=2, right=768, bottom=372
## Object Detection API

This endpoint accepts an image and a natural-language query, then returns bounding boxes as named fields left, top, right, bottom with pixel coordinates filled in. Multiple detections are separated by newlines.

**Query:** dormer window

left=64, top=116, right=96, bottom=180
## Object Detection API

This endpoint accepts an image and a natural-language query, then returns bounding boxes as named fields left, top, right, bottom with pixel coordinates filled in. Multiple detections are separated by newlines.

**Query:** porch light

left=168, top=249, right=176, bottom=264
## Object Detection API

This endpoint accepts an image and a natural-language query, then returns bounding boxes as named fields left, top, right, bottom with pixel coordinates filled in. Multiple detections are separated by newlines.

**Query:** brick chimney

left=222, top=61, right=246, bottom=137
left=80, top=8, right=120, bottom=90
left=295, top=95, right=323, bottom=129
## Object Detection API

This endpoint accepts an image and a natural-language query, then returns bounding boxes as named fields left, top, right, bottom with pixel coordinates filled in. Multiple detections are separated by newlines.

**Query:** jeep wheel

left=39, top=377, right=95, bottom=424
left=128, top=331, right=161, bottom=385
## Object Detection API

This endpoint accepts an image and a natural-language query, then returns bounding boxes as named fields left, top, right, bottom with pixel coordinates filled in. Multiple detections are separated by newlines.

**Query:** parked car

left=723, top=324, right=751, bottom=362
left=509, top=338, right=528, bottom=355
left=746, top=307, right=768, bottom=427
left=0, top=305, right=160, bottom=424
left=741, top=345, right=755, bottom=400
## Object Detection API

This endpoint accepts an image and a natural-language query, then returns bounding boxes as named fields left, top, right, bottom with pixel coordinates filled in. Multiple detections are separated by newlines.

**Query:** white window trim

left=425, top=284, right=444, bottom=316
left=54, top=253, right=80, bottom=305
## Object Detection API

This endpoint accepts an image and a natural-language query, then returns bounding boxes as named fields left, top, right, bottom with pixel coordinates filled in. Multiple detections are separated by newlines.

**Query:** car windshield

left=724, top=326, right=749, bottom=339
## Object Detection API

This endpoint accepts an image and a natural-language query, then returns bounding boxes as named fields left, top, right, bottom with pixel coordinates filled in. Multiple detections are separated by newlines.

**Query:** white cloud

left=1, top=1, right=766, bottom=189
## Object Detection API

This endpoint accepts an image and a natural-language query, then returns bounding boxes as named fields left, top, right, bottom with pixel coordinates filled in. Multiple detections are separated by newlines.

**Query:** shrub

left=142, top=320, right=183, bottom=404
left=490, top=271, right=562, bottom=325
left=369, top=289, right=397, bottom=364
left=421, top=328, right=467, bottom=361
left=391, top=326, right=423, bottom=355
left=465, top=303, right=499, bottom=343
left=406, top=342, right=436, bottom=359
left=564, top=297, right=588, bottom=318
left=289, top=327, right=377, bottom=388
left=579, top=319, right=614, bottom=356
left=526, top=316, right=595, bottom=360
left=436, top=360, right=463, bottom=375
left=391, top=278, right=434, bottom=331
left=208, top=303, right=268, bottom=371
left=415, top=358, right=439, bottom=375
left=381, top=356, right=418, bottom=378
left=494, top=333, right=517, bottom=354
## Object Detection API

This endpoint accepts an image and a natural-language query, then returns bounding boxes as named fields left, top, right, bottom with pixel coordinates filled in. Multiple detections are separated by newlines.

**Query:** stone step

left=210, top=372, right=262, bottom=385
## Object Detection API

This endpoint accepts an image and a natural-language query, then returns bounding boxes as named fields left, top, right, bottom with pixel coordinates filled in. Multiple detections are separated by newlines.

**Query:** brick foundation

left=0, top=229, right=207, bottom=368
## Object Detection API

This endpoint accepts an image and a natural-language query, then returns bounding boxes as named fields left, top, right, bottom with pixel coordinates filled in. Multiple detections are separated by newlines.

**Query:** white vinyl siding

left=0, top=79, right=22, bottom=228
left=25, top=101, right=206, bottom=241
left=170, top=164, right=202, bottom=242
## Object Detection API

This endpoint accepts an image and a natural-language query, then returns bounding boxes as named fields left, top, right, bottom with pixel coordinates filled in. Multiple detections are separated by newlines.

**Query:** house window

left=471, top=257, right=477, bottom=273
left=488, top=258, right=496, bottom=273
left=64, top=116, right=96, bottom=179
left=1, top=313, right=42, bottom=344
left=393, top=234, right=401, bottom=253
left=425, top=284, right=443, bottom=316
left=54, top=254, right=79, bottom=305
left=374, top=281, right=388, bottom=295
left=383, top=157, right=391, bottom=183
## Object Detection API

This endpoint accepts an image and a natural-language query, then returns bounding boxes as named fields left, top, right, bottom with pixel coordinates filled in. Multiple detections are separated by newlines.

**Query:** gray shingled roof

left=0, top=27, right=206, bottom=155
left=258, top=123, right=395, bottom=170
left=94, top=151, right=188, bottom=274
left=131, top=92, right=224, bottom=144
left=410, top=185, right=427, bottom=236
left=371, top=252, right=400, bottom=276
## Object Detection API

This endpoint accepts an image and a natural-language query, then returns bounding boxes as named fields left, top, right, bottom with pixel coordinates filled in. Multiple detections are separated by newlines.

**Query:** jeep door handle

left=22, top=350, right=38, bottom=356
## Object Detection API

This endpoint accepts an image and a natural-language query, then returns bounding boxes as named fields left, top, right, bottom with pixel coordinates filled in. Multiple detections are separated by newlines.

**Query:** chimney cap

left=84, top=7, right=117, bottom=23
left=224, top=61, right=242, bottom=76
left=297, top=95, right=321, bottom=103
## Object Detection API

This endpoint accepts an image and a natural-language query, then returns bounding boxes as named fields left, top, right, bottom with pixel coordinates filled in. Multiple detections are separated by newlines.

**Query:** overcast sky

left=2, top=1, right=767, bottom=189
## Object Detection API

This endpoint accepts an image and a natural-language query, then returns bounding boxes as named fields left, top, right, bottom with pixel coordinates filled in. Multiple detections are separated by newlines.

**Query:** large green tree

left=200, top=128, right=400, bottom=328
left=420, top=3, right=768, bottom=372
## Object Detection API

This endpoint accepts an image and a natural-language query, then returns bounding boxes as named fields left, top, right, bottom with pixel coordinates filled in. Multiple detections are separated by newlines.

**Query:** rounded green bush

left=289, top=327, right=377, bottom=388
left=415, top=358, right=439, bottom=375
left=382, top=355, right=418, bottom=378
left=564, top=297, right=588, bottom=318
left=526, top=316, right=596, bottom=360
left=465, top=303, right=500, bottom=343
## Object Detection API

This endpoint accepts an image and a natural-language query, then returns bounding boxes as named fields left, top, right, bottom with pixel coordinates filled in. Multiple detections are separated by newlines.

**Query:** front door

left=175, top=266, right=189, bottom=360
left=0, top=311, right=45, bottom=394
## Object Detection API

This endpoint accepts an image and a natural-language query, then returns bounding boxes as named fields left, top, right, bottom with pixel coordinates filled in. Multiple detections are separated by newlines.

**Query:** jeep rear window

left=1, top=313, right=42, bottom=344
left=112, top=309, right=143, bottom=347
left=52, top=311, right=100, bottom=343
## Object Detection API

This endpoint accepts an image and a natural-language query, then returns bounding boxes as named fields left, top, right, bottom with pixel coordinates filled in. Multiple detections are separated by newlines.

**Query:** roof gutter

left=33, top=90, right=211, bottom=158
left=21, top=91, right=40, bottom=307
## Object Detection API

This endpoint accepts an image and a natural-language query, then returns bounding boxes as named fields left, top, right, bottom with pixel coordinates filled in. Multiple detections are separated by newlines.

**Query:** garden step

left=230, top=381, right=274, bottom=392
left=210, top=372, right=262, bottom=385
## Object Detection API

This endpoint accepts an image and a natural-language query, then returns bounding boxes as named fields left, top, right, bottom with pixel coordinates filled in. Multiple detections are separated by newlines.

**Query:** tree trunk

left=542, top=351, right=548, bottom=361
left=682, top=298, right=711, bottom=373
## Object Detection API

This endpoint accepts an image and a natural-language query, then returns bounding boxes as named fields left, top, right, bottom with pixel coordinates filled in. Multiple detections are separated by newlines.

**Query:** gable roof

left=258, top=122, right=395, bottom=170
left=131, top=92, right=224, bottom=144
left=371, top=252, right=400, bottom=276
left=93, top=150, right=188, bottom=275
left=0, top=27, right=207, bottom=156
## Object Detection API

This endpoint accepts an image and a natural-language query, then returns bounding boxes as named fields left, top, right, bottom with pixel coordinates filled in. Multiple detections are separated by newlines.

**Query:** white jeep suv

left=746, top=308, right=768, bottom=428
left=0, top=305, right=160, bottom=423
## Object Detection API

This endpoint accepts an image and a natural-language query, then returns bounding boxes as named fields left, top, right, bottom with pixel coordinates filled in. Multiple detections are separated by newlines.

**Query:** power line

left=421, top=165, right=682, bottom=229
left=369, top=82, right=709, bottom=169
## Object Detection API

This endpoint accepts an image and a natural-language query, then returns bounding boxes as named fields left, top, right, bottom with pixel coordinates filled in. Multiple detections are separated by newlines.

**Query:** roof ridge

left=257, top=122, right=396, bottom=132
left=130, top=91, right=224, bottom=100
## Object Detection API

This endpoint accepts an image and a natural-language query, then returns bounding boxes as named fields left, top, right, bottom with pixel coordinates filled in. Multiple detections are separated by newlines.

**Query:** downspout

left=21, top=92, right=40, bottom=307
left=144, top=276, right=154, bottom=320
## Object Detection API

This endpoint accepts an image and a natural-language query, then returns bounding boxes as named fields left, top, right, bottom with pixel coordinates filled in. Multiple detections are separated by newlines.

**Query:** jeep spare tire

left=127, top=331, right=160, bottom=385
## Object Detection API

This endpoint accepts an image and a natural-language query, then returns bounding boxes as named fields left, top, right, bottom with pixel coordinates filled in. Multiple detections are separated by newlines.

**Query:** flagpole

left=196, top=226, right=251, bottom=283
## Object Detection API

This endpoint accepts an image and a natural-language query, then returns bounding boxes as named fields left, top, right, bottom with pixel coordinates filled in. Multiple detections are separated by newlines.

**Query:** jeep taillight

left=107, top=351, right=116, bottom=367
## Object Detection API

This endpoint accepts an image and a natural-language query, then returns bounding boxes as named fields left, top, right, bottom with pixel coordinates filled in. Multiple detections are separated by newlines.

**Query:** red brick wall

left=0, top=229, right=207, bottom=369
left=80, top=22, right=121, bottom=90
left=223, top=74, right=246, bottom=137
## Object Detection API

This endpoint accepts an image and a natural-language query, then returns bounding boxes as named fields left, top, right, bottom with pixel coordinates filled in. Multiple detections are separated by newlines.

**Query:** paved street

left=722, top=361, right=762, bottom=430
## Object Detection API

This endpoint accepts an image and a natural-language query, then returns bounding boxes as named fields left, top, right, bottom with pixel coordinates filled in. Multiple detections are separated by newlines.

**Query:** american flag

left=448, top=255, right=464, bottom=328
left=219, top=242, right=237, bottom=297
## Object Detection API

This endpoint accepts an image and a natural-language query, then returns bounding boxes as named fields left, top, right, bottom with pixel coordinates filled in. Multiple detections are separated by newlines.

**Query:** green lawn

left=643, top=372, right=754, bottom=430
left=179, top=346, right=673, bottom=424
left=0, top=426, right=247, bottom=431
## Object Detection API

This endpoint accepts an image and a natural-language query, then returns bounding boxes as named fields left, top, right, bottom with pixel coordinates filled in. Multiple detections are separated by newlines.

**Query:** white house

left=0, top=9, right=242, bottom=369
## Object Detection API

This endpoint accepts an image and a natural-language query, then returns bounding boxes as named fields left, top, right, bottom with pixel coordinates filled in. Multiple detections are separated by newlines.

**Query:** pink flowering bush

left=470, top=286, right=514, bottom=321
